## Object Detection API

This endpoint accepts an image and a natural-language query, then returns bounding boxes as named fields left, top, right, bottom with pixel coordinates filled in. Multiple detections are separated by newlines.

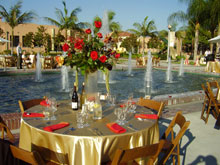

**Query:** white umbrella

left=0, top=37, right=10, bottom=42
left=208, top=35, right=220, bottom=43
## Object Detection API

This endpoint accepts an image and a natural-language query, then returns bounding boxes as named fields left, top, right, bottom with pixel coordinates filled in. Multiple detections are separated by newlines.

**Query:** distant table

left=205, top=61, right=220, bottom=73
left=19, top=101, right=159, bottom=165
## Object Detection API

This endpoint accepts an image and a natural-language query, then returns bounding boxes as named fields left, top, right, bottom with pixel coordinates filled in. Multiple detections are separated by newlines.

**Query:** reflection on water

left=0, top=69, right=219, bottom=113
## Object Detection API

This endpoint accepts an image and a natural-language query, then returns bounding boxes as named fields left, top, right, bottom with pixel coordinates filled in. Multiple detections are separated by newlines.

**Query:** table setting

left=19, top=93, right=160, bottom=164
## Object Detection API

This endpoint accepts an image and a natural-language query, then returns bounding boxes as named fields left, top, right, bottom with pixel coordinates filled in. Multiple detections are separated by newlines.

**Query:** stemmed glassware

left=114, top=105, right=128, bottom=125
left=107, top=94, right=116, bottom=106
left=127, top=93, right=136, bottom=113
left=50, top=97, right=57, bottom=120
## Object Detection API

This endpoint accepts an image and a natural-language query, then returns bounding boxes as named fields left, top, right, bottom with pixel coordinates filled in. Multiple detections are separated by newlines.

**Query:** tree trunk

left=142, top=36, right=145, bottom=56
left=180, top=38, right=182, bottom=56
left=11, top=28, right=14, bottom=55
left=193, top=23, right=200, bottom=61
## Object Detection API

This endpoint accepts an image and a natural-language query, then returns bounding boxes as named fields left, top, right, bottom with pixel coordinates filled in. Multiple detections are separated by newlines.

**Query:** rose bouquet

left=62, top=20, right=120, bottom=93
left=62, top=20, right=120, bottom=75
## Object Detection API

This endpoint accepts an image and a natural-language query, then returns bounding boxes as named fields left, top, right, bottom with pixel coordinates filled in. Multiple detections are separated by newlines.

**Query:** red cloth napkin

left=23, top=112, right=45, bottom=118
left=135, top=114, right=158, bottom=120
left=106, top=123, right=126, bottom=134
left=43, top=122, right=69, bottom=132
left=40, top=100, right=50, bottom=107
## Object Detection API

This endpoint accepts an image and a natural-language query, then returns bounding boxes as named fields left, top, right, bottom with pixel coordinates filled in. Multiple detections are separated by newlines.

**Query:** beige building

left=0, top=17, right=62, bottom=54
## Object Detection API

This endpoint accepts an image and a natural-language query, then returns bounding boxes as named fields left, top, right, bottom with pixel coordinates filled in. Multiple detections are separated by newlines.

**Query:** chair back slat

left=18, top=98, right=43, bottom=114
left=112, top=140, right=165, bottom=165
left=10, top=145, right=45, bottom=165
left=207, top=83, right=220, bottom=117
left=137, top=98, right=165, bottom=118
left=207, top=81, right=220, bottom=97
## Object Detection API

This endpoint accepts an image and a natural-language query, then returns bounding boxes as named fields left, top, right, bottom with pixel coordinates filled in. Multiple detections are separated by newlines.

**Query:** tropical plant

left=168, top=0, right=207, bottom=60
left=120, top=34, right=139, bottom=53
left=33, top=26, right=51, bottom=53
left=44, top=0, right=83, bottom=39
left=54, top=31, right=65, bottom=51
left=23, top=32, right=34, bottom=48
left=0, top=1, right=36, bottom=52
left=128, top=16, right=157, bottom=55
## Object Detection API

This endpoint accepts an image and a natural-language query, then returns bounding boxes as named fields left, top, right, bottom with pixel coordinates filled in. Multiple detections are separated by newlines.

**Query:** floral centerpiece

left=62, top=20, right=120, bottom=94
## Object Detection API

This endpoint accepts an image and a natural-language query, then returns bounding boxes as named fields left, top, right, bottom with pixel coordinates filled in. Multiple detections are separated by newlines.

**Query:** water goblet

left=110, top=95, right=116, bottom=106
left=50, top=97, right=57, bottom=120
left=114, top=107, right=124, bottom=125
left=44, top=92, right=51, bottom=106
left=43, top=106, right=51, bottom=120
left=76, top=112, right=85, bottom=129
left=81, top=104, right=90, bottom=127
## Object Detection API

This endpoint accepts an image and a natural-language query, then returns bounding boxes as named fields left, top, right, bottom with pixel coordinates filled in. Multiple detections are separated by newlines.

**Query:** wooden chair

left=5, top=56, right=13, bottom=67
left=201, top=84, right=218, bottom=123
left=111, top=139, right=166, bottom=165
left=159, top=111, right=190, bottom=165
left=137, top=97, right=165, bottom=118
left=18, top=98, right=44, bottom=114
left=206, top=82, right=220, bottom=119
left=207, top=80, right=220, bottom=98
left=44, top=56, right=53, bottom=69
left=0, top=116, right=15, bottom=143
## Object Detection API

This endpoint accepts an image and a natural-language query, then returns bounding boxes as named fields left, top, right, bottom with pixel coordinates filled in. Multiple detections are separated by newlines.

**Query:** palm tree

left=208, top=0, right=220, bottom=53
left=168, top=0, right=207, bottom=60
left=128, top=16, right=156, bottom=55
left=0, top=1, right=36, bottom=53
left=44, top=0, right=83, bottom=39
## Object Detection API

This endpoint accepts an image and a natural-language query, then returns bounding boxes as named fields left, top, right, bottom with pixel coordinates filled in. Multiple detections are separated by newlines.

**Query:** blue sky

left=1, top=0, right=188, bottom=31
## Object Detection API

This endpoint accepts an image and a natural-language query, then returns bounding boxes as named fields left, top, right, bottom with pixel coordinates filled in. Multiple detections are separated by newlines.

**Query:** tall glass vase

left=84, top=71, right=98, bottom=97
left=104, top=69, right=110, bottom=94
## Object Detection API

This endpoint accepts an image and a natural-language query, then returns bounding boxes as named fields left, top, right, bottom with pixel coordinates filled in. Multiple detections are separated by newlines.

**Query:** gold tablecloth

left=19, top=102, right=159, bottom=165
left=205, top=61, right=220, bottom=73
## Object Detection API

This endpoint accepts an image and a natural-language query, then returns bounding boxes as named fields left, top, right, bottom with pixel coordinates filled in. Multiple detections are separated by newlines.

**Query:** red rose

left=99, top=55, right=107, bottom=63
left=62, top=43, right=70, bottom=52
left=90, top=51, right=98, bottom=60
left=85, top=29, right=91, bottom=34
left=115, top=53, right=120, bottom=59
left=94, top=21, right=102, bottom=28
left=74, top=39, right=84, bottom=50
left=97, top=32, right=103, bottom=38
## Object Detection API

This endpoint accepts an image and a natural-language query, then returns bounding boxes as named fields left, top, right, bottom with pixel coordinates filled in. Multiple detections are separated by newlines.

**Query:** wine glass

left=69, top=88, right=73, bottom=105
left=50, top=97, right=57, bottom=120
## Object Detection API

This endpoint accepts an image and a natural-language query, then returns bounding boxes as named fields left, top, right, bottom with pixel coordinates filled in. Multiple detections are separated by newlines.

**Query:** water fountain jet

left=144, top=51, right=152, bottom=98
left=166, top=57, right=173, bottom=83
left=178, top=58, right=184, bottom=77
left=127, top=52, right=133, bottom=76
left=35, top=53, right=43, bottom=82
left=61, top=65, right=70, bottom=92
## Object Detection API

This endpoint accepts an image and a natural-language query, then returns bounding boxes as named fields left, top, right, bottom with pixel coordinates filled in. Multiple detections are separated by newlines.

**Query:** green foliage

left=33, top=26, right=52, bottom=53
left=23, top=32, right=34, bottom=48
left=175, top=55, right=185, bottom=61
left=120, top=34, right=139, bottom=53
left=54, top=31, right=65, bottom=51
left=147, top=36, right=163, bottom=49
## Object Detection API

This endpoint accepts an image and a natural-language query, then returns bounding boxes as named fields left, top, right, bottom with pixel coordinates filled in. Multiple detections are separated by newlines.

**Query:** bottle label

left=72, top=102, right=78, bottom=109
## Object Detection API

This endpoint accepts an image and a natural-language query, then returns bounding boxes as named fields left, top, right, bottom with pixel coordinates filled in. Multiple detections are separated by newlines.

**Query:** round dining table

left=19, top=100, right=159, bottom=165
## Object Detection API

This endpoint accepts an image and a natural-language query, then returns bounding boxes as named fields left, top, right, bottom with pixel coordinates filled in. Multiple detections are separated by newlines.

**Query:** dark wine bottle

left=80, top=82, right=85, bottom=108
left=72, top=83, right=78, bottom=110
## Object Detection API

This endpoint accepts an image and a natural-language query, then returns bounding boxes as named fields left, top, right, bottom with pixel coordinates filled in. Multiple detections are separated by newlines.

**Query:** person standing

left=16, top=42, right=22, bottom=69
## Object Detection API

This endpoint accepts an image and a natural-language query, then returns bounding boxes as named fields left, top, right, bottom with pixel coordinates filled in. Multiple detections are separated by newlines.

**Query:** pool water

left=0, top=69, right=219, bottom=113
